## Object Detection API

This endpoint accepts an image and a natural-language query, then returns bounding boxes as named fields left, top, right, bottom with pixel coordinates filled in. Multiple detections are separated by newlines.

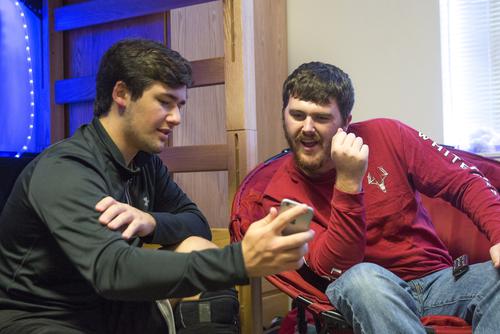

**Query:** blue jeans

left=325, top=262, right=500, bottom=334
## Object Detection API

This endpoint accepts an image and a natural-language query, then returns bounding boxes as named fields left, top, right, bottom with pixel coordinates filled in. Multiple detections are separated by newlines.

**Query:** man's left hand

left=95, top=196, right=156, bottom=240
left=490, top=243, right=500, bottom=268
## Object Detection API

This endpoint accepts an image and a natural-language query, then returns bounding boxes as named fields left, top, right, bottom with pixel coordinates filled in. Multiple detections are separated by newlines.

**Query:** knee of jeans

left=327, top=262, right=390, bottom=300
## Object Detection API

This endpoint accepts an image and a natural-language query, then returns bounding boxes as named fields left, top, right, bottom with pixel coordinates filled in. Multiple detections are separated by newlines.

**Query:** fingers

left=249, top=207, right=277, bottom=231
left=332, top=129, right=365, bottom=155
left=121, top=223, right=139, bottom=240
left=275, top=255, right=305, bottom=272
left=95, top=196, right=117, bottom=212
left=277, top=229, right=315, bottom=251
left=360, top=143, right=369, bottom=160
left=98, top=201, right=128, bottom=225
left=490, top=243, right=500, bottom=268
left=268, top=205, right=309, bottom=234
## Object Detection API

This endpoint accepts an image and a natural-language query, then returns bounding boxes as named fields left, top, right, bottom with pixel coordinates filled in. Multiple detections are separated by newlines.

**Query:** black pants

left=0, top=301, right=168, bottom=334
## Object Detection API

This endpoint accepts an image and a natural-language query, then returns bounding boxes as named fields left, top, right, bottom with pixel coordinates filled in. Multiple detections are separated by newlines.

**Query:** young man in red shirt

left=235, top=61, right=500, bottom=333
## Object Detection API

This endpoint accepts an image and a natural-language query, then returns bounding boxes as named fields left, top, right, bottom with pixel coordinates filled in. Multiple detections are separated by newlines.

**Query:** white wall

left=287, top=0, right=444, bottom=142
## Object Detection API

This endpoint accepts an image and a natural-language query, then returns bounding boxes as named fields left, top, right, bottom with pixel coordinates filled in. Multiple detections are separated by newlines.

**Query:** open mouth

left=301, top=140, right=318, bottom=148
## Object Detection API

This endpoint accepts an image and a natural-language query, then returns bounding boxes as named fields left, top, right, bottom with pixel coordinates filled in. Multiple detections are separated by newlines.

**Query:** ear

left=343, top=115, right=352, bottom=131
left=111, top=81, right=130, bottom=109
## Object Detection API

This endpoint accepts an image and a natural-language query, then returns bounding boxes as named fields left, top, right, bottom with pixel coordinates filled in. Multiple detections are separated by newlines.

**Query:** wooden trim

left=46, top=0, right=66, bottom=142
left=211, top=228, right=230, bottom=248
left=55, top=76, right=95, bottom=105
left=54, top=0, right=217, bottom=31
left=159, top=144, right=228, bottom=173
left=226, top=129, right=258, bottom=334
left=191, top=57, right=225, bottom=87
left=223, top=0, right=257, bottom=131
left=55, top=58, right=225, bottom=105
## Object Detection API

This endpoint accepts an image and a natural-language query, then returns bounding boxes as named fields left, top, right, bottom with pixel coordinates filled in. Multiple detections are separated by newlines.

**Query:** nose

left=302, top=116, right=315, bottom=134
left=166, top=105, right=181, bottom=127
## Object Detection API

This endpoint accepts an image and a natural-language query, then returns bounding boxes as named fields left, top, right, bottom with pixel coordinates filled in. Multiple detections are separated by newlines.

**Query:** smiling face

left=283, top=96, right=351, bottom=176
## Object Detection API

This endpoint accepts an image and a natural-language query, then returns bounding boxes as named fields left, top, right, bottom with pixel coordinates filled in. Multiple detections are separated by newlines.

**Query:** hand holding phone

left=279, top=198, right=313, bottom=235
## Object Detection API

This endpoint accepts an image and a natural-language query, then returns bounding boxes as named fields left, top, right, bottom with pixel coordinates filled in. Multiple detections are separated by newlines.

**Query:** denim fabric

left=326, top=262, right=500, bottom=334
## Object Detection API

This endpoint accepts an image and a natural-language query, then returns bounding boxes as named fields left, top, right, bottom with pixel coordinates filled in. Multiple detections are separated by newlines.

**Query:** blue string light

left=13, top=0, right=35, bottom=158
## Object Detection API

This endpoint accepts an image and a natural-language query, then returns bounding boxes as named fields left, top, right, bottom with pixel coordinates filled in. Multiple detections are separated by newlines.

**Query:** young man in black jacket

left=0, top=39, right=313, bottom=333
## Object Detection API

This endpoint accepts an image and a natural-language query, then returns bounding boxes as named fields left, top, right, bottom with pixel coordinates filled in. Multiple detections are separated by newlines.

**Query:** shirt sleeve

left=234, top=179, right=367, bottom=281
left=145, top=157, right=211, bottom=245
left=395, top=120, right=500, bottom=244
left=304, top=189, right=366, bottom=280
left=28, top=156, right=248, bottom=301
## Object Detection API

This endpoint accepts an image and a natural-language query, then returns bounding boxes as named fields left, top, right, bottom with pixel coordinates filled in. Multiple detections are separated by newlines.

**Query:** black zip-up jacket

left=0, top=118, right=248, bottom=330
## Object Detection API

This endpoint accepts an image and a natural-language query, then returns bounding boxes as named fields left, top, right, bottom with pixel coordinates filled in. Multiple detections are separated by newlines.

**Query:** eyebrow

left=159, top=93, right=186, bottom=106
left=288, top=109, right=332, bottom=117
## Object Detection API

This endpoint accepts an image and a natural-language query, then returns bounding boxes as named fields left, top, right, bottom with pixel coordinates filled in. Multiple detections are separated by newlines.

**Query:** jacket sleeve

left=395, top=120, right=500, bottom=244
left=28, top=156, right=248, bottom=301
left=145, top=157, right=211, bottom=245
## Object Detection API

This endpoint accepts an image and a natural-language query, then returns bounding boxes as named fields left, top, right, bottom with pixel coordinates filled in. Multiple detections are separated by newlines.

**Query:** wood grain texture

left=170, top=1, right=224, bottom=60
left=55, top=58, right=225, bottom=105
left=160, top=144, right=228, bottom=172
left=170, top=2, right=228, bottom=230
left=55, top=76, right=94, bottom=104
left=262, top=291, right=290, bottom=328
left=223, top=0, right=257, bottom=131
left=239, top=1, right=289, bottom=331
left=47, top=0, right=66, bottom=143
left=227, top=129, right=259, bottom=334
left=64, top=13, right=165, bottom=135
left=54, top=0, right=217, bottom=31
left=68, top=102, right=93, bottom=135
left=174, top=171, right=229, bottom=228
left=191, top=57, right=225, bottom=87
left=254, top=0, right=288, bottom=161
left=227, top=129, right=258, bottom=206
left=210, top=227, right=230, bottom=248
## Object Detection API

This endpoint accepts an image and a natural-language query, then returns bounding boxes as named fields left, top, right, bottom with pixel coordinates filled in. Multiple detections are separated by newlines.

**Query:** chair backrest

left=229, top=148, right=500, bottom=317
left=423, top=149, right=500, bottom=263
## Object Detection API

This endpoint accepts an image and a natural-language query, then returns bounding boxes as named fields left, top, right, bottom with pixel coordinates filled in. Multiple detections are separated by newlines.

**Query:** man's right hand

left=330, top=128, right=369, bottom=193
left=241, top=205, right=315, bottom=277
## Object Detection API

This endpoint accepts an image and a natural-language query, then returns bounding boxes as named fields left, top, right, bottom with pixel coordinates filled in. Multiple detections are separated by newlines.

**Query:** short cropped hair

left=94, top=39, right=192, bottom=117
left=282, top=62, right=354, bottom=122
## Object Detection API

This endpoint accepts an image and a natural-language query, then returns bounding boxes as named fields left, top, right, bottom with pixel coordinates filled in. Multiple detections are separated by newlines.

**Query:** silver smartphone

left=279, top=198, right=314, bottom=235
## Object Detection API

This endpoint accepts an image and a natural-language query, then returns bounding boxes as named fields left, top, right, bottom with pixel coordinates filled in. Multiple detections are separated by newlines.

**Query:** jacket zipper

left=124, top=179, right=132, bottom=205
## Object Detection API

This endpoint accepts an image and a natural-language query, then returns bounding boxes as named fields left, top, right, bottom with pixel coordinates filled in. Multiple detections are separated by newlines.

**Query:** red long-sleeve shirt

left=234, top=118, right=500, bottom=281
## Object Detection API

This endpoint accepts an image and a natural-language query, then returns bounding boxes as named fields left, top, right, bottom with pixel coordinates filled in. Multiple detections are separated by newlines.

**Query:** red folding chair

left=230, top=148, right=500, bottom=334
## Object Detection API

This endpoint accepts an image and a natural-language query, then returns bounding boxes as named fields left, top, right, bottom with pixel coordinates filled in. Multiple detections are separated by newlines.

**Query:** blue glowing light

left=0, top=1, right=37, bottom=158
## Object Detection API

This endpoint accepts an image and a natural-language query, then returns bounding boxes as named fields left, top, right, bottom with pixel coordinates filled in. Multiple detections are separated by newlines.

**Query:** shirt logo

left=367, top=166, right=389, bottom=193
left=143, top=196, right=150, bottom=208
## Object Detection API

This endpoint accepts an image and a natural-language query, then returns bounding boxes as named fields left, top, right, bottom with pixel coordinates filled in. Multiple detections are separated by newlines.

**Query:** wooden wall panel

left=254, top=0, right=288, bottom=162
left=175, top=171, right=229, bottom=228
left=170, top=1, right=224, bottom=61
left=223, top=0, right=257, bottom=132
left=55, top=0, right=215, bottom=31
left=47, top=0, right=65, bottom=144
left=262, top=292, right=290, bottom=328
left=170, top=1, right=227, bottom=228
left=64, top=13, right=165, bottom=134
left=172, top=85, right=226, bottom=146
